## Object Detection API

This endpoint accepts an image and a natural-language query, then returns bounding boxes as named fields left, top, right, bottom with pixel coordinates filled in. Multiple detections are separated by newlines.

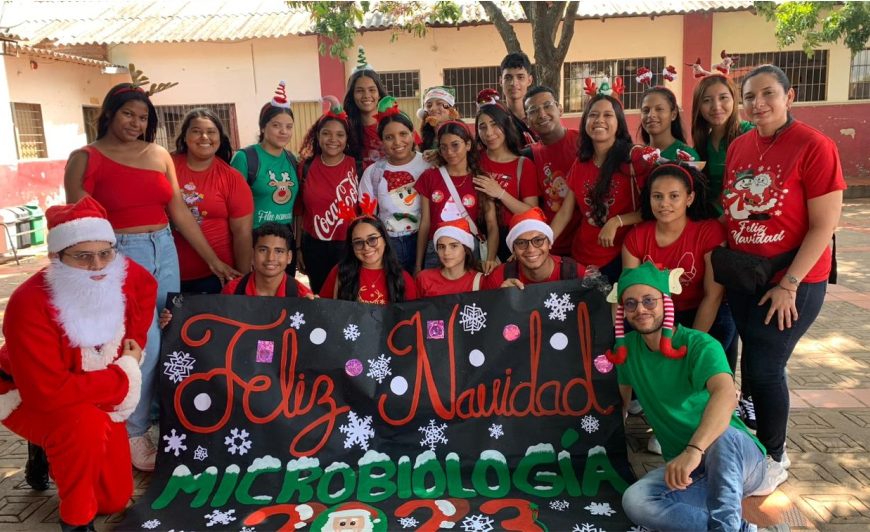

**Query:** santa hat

left=271, top=80, right=291, bottom=109
left=476, top=88, right=500, bottom=110
left=433, top=219, right=475, bottom=251
left=417, top=85, right=456, bottom=119
left=505, top=207, right=553, bottom=250
left=605, top=262, right=687, bottom=365
left=386, top=171, right=414, bottom=192
left=46, top=197, right=116, bottom=253
left=325, top=502, right=381, bottom=523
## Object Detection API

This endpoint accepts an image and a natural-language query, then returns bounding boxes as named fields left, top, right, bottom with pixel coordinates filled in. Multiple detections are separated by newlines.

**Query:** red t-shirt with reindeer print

left=723, top=121, right=845, bottom=283
left=299, top=155, right=360, bottom=241
left=172, top=154, right=254, bottom=281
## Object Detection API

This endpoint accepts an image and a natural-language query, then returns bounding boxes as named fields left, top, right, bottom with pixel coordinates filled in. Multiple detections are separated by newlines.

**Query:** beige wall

left=4, top=54, right=123, bottom=160
left=111, top=36, right=322, bottom=146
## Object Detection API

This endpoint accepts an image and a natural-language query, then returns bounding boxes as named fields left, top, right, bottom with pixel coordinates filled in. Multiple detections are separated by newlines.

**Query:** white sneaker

left=749, top=457, right=788, bottom=496
left=777, top=449, right=791, bottom=470
left=627, top=399, right=644, bottom=415
left=647, top=434, right=662, bottom=455
left=129, top=435, right=157, bottom=472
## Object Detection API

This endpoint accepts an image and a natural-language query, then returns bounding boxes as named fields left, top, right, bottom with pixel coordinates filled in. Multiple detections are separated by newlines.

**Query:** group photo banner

left=120, top=280, right=635, bottom=531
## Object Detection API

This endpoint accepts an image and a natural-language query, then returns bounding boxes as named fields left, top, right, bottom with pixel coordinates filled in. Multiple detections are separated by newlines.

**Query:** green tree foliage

left=755, top=1, right=870, bottom=57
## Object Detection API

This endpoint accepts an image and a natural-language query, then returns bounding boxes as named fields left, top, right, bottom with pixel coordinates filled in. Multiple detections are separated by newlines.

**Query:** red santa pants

left=3, top=403, right=133, bottom=525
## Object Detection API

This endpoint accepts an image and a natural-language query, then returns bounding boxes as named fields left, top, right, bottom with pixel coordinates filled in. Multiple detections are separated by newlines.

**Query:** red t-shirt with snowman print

left=723, top=121, right=845, bottom=283
left=415, top=167, right=481, bottom=240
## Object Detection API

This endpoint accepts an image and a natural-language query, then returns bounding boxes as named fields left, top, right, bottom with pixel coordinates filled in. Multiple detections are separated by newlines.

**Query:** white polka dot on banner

left=550, top=333, right=568, bottom=350
left=390, top=376, right=408, bottom=395
left=193, top=393, right=211, bottom=411
left=469, top=349, right=485, bottom=367
left=309, top=328, right=327, bottom=345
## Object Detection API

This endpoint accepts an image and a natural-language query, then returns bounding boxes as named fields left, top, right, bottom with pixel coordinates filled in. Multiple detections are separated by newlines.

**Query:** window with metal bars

left=730, top=50, right=828, bottom=102
left=82, top=106, right=100, bottom=144
left=443, top=66, right=500, bottom=118
left=380, top=70, right=420, bottom=99
left=153, top=103, right=240, bottom=151
left=10, top=102, right=48, bottom=159
left=849, top=49, right=870, bottom=100
left=563, top=57, right=666, bottom=113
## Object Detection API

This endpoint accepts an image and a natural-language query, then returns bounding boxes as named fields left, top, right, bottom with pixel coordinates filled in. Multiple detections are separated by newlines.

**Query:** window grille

left=849, top=49, right=870, bottom=100
left=380, top=70, right=420, bottom=99
left=82, top=106, right=100, bottom=144
left=153, top=103, right=240, bottom=151
left=443, top=66, right=500, bottom=118
left=563, top=56, right=666, bottom=112
left=10, top=102, right=47, bottom=159
left=731, top=50, right=828, bottom=102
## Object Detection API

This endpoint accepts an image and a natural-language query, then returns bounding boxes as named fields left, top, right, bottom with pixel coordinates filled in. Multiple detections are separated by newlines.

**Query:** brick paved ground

left=0, top=199, right=868, bottom=531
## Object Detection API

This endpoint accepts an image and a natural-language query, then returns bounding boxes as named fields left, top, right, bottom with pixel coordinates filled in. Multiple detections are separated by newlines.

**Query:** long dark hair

left=377, top=112, right=417, bottom=147
left=639, top=86, right=687, bottom=145
left=97, top=83, right=158, bottom=142
left=475, top=104, right=523, bottom=156
left=343, top=70, right=387, bottom=159
left=174, top=107, right=233, bottom=164
left=578, top=94, right=633, bottom=227
left=435, top=122, right=482, bottom=176
left=337, top=216, right=406, bottom=303
left=741, top=64, right=794, bottom=124
left=299, top=116, right=356, bottom=163
left=257, top=103, right=294, bottom=144
left=691, top=75, right=741, bottom=166
left=640, top=163, right=717, bottom=222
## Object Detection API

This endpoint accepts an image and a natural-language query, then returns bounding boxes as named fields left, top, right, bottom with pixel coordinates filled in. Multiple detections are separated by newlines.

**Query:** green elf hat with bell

left=605, top=262, right=687, bottom=364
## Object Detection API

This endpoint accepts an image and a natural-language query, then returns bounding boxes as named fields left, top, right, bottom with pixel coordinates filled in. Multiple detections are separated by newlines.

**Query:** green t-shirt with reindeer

left=230, top=143, right=299, bottom=228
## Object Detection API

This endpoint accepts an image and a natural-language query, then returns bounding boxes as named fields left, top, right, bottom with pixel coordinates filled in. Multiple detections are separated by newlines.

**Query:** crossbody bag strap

left=472, top=271, right=483, bottom=291
left=438, top=166, right=480, bottom=237
left=516, top=156, right=524, bottom=193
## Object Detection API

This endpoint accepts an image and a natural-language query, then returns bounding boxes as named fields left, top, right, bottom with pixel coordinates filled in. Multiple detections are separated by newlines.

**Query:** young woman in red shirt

left=414, top=122, right=499, bottom=275
left=172, top=108, right=254, bottom=294
left=343, top=60, right=387, bottom=168
left=296, top=98, right=361, bottom=294
left=416, top=219, right=483, bottom=297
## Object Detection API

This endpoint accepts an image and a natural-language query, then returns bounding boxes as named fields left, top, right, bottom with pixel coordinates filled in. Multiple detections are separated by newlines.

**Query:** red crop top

left=80, top=146, right=173, bottom=229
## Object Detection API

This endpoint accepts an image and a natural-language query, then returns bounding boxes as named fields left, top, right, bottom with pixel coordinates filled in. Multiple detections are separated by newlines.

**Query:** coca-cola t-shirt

left=300, top=156, right=359, bottom=242
left=723, top=121, right=846, bottom=283
left=415, top=167, right=480, bottom=240
left=528, top=129, right=581, bottom=255
left=479, top=152, right=539, bottom=226
left=320, top=265, right=418, bottom=303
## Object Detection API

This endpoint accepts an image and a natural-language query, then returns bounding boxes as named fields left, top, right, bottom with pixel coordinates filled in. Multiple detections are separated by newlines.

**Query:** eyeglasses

left=526, top=100, right=557, bottom=117
left=623, top=296, right=662, bottom=312
left=513, top=236, right=548, bottom=250
left=351, top=235, right=382, bottom=251
left=61, top=246, right=117, bottom=265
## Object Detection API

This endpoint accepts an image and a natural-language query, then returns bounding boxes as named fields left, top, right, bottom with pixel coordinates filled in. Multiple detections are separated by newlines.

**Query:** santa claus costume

left=0, top=197, right=157, bottom=529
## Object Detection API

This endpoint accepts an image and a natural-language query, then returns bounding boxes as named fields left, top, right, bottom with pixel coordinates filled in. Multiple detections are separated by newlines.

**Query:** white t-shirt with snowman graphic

left=359, top=152, right=430, bottom=237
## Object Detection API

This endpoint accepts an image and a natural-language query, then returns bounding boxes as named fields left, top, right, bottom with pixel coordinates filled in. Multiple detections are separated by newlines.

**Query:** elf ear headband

left=321, top=95, right=349, bottom=122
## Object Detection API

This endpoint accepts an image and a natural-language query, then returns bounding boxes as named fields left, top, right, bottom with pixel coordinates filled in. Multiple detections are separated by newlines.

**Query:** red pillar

left=681, top=13, right=713, bottom=143
left=318, top=36, right=347, bottom=98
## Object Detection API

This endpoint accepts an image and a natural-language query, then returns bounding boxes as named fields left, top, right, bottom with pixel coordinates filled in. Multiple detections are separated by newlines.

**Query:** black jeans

left=301, top=232, right=345, bottom=294
left=180, top=275, right=223, bottom=294
left=675, top=302, right=737, bottom=368
left=727, top=281, right=826, bottom=459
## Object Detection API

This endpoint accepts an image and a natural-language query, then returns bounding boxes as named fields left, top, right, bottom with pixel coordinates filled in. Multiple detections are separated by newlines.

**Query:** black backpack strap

left=234, top=273, right=252, bottom=295
left=560, top=256, right=579, bottom=280
left=242, top=146, right=259, bottom=187
left=284, top=276, right=298, bottom=298
left=503, top=260, right=518, bottom=281
left=283, top=150, right=299, bottom=173
left=355, top=159, right=364, bottom=180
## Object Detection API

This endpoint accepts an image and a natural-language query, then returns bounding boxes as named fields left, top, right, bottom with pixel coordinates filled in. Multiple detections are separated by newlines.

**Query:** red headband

left=655, top=163, right=695, bottom=193
left=436, top=119, right=467, bottom=135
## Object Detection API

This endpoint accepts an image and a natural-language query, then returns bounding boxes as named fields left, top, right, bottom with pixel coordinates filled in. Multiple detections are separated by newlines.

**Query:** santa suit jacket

left=0, top=257, right=157, bottom=422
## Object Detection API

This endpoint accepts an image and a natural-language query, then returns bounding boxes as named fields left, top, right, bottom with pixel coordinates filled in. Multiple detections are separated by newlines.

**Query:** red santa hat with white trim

left=46, top=196, right=116, bottom=253
left=506, top=207, right=553, bottom=250
left=433, top=218, right=475, bottom=251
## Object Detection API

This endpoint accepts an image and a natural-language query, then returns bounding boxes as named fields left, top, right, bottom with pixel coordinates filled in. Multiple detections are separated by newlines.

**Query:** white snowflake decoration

left=343, top=323, right=361, bottom=341
left=398, top=517, right=419, bottom=529
left=193, top=445, right=208, bottom=461
left=366, top=354, right=393, bottom=383
left=204, top=509, right=237, bottom=527
left=584, top=501, right=617, bottom=516
left=459, top=304, right=487, bottom=334
left=224, top=427, right=252, bottom=455
left=240, top=528, right=256, bottom=532
left=544, top=292, right=575, bottom=321
left=461, top=514, right=495, bottom=532
left=338, top=411, right=375, bottom=450
left=572, top=524, right=603, bottom=532
left=162, top=428, right=188, bottom=456
left=419, top=419, right=449, bottom=451
left=488, top=423, right=504, bottom=439
left=580, top=414, right=600, bottom=434
left=289, top=311, right=305, bottom=329
left=142, top=519, right=161, bottom=530
left=549, top=499, right=570, bottom=511
left=628, top=527, right=652, bottom=532
left=163, top=351, right=195, bottom=383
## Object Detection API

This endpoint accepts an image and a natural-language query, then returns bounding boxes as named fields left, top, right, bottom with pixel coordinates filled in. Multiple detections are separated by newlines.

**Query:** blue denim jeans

left=389, top=233, right=418, bottom=274
left=675, top=302, right=738, bottom=356
left=623, top=426, right=767, bottom=531
left=727, top=281, right=826, bottom=460
left=423, top=239, right=440, bottom=270
left=116, top=227, right=180, bottom=437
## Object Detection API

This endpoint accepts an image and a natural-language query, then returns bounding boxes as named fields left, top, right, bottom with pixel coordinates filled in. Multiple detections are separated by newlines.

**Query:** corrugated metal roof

left=2, top=41, right=120, bottom=67
left=1, top=0, right=754, bottom=46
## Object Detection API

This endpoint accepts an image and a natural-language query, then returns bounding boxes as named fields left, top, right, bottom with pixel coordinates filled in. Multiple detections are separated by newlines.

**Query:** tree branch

left=480, top=1, right=522, bottom=52
left=556, top=1, right=579, bottom=61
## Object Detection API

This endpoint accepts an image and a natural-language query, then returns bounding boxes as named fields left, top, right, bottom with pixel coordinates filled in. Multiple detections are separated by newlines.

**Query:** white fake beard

left=45, top=254, right=127, bottom=348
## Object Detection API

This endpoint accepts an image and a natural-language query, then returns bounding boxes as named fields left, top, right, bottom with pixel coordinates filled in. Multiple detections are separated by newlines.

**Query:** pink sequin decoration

left=345, top=359, right=363, bottom=377
left=503, top=324, right=520, bottom=341
left=594, top=354, right=614, bottom=374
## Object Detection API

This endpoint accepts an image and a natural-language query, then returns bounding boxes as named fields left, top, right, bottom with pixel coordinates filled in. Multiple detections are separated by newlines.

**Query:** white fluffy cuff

left=0, top=390, right=22, bottom=422
left=109, top=355, right=141, bottom=423
left=47, top=216, right=116, bottom=253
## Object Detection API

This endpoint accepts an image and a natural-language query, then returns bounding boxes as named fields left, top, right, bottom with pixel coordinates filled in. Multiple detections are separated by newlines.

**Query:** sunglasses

left=623, top=296, right=661, bottom=312
left=351, top=235, right=383, bottom=251
left=513, top=236, right=548, bottom=250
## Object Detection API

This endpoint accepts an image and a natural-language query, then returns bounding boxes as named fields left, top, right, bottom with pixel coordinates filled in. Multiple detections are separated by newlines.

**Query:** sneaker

left=627, top=399, right=644, bottom=415
left=777, top=449, right=791, bottom=470
left=647, top=434, right=662, bottom=455
left=749, top=457, right=788, bottom=496
left=129, top=435, right=157, bottom=472
left=739, top=396, right=757, bottom=430
left=24, top=442, right=50, bottom=491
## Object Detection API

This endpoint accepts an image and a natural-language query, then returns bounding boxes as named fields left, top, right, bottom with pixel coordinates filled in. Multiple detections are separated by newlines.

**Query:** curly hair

left=337, top=216, right=407, bottom=303
left=97, top=83, right=158, bottom=142
left=299, top=116, right=356, bottom=163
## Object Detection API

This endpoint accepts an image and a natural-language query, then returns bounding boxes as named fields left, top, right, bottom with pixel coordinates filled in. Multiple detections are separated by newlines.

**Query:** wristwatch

left=785, top=274, right=799, bottom=286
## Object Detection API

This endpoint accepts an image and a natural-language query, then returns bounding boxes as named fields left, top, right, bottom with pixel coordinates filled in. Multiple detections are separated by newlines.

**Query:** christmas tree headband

left=352, top=46, right=374, bottom=73
left=270, top=80, right=291, bottom=109
left=605, top=262, right=687, bottom=364
left=687, top=50, right=739, bottom=79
